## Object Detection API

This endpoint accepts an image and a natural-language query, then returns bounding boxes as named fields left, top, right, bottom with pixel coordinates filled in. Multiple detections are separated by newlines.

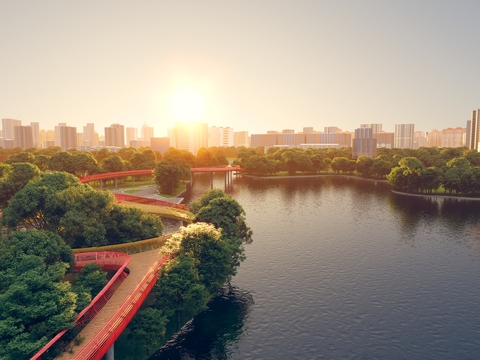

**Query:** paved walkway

left=57, top=248, right=165, bottom=359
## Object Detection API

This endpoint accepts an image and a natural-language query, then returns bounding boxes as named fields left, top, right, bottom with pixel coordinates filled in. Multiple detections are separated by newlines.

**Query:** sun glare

left=172, top=89, right=205, bottom=121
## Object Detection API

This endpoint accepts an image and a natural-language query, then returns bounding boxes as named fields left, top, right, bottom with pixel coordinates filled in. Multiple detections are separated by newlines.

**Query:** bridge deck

left=57, top=248, right=164, bottom=359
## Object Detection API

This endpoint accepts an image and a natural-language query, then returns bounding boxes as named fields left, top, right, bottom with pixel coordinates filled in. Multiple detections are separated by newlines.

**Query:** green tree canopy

left=0, top=230, right=77, bottom=360
left=0, top=162, right=41, bottom=210
left=154, top=160, right=189, bottom=195
left=2, top=172, right=163, bottom=247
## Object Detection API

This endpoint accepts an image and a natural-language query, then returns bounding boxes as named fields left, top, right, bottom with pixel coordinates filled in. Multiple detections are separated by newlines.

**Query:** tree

left=387, top=157, right=425, bottom=192
left=188, top=188, right=226, bottom=214
left=94, top=148, right=113, bottom=163
left=4, top=151, right=35, bottom=164
left=0, top=231, right=77, bottom=360
left=163, top=147, right=196, bottom=168
left=129, top=150, right=157, bottom=170
left=154, top=160, right=189, bottom=195
left=48, top=151, right=77, bottom=174
left=73, top=152, right=100, bottom=176
left=33, top=154, right=51, bottom=171
left=2, top=172, right=163, bottom=247
left=355, top=156, right=374, bottom=177
left=101, top=155, right=128, bottom=173
left=331, top=157, right=351, bottom=173
left=154, top=254, right=209, bottom=330
left=194, top=196, right=252, bottom=243
left=161, top=223, right=235, bottom=295
left=0, top=162, right=41, bottom=209
left=244, top=155, right=276, bottom=175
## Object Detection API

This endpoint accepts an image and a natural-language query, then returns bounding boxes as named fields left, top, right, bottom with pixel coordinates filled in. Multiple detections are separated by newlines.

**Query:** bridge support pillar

left=115, top=177, right=118, bottom=189
left=106, top=343, right=114, bottom=360
left=100, top=180, right=103, bottom=189
left=132, top=177, right=135, bottom=186
left=210, top=172, right=213, bottom=189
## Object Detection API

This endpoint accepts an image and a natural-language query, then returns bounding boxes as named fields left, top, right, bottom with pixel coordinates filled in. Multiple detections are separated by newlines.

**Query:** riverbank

left=242, top=173, right=389, bottom=184
left=242, top=173, right=480, bottom=201
left=391, top=189, right=480, bottom=201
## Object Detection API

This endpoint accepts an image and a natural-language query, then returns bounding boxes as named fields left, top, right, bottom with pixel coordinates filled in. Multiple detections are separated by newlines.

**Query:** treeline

left=0, top=145, right=245, bottom=175
left=233, top=146, right=480, bottom=196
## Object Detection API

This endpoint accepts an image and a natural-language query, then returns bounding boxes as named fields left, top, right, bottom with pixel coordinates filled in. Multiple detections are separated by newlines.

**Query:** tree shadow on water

left=149, top=285, right=254, bottom=360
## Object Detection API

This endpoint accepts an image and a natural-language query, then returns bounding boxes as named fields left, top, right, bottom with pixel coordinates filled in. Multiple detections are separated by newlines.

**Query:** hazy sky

left=2, top=0, right=479, bottom=136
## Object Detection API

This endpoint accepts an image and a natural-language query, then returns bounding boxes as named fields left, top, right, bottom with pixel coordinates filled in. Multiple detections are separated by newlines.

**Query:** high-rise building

left=394, top=124, right=415, bottom=149
left=169, top=121, right=208, bottom=155
left=30, top=122, right=39, bottom=148
left=54, top=123, right=77, bottom=149
left=141, top=123, right=154, bottom=142
left=428, top=127, right=466, bottom=148
left=324, top=126, right=341, bottom=134
left=126, top=127, right=138, bottom=147
left=360, top=124, right=383, bottom=134
left=303, top=127, right=314, bottom=134
left=13, top=125, right=34, bottom=149
left=467, top=110, right=480, bottom=150
left=105, top=124, right=125, bottom=147
left=2, top=118, right=22, bottom=140
left=208, top=126, right=233, bottom=147
left=234, top=131, right=249, bottom=147
left=373, top=132, right=394, bottom=148
left=83, top=123, right=98, bottom=146
left=413, top=131, right=428, bottom=149
left=352, top=128, right=377, bottom=159
left=39, top=130, right=55, bottom=148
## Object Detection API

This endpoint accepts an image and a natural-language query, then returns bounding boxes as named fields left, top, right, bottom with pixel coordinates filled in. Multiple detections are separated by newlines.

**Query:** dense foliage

left=126, top=190, right=252, bottom=355
left=2, top=172, right=163, bottom=247
left=0, top=231, right=77, bottom=360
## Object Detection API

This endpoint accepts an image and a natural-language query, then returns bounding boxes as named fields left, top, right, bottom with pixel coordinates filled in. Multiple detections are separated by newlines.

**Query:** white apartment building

left=394, top=124, right=415, bottom=149
left=208, top=126, right=233, bottom=147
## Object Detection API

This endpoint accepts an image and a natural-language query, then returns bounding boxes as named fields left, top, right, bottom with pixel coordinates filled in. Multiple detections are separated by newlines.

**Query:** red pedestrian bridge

left=32, top=236, right=172, bottom=360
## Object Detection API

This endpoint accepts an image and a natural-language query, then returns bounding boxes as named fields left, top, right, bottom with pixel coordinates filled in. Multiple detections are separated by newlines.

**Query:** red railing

left=72, top=255, right=170, bottom=360
left=114, top=192, right=189, bottom=211
left=31, top=252, right=132, bottom=360
left=79, top=170, right=153, bottom=183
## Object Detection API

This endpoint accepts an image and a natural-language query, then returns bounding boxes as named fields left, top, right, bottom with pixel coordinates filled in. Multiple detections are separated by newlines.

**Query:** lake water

left=143, top=174, right=480, bottom=359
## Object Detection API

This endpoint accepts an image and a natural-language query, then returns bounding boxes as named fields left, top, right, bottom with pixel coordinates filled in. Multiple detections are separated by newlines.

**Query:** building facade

left=394, top=124, right=415, bottom=149
left=352, top=128, right=377, bottom=159
left=105, top=124, right=125, bottom=147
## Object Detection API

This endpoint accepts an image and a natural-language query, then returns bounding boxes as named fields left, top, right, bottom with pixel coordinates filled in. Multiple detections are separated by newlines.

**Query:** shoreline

left=241, top=173, right=480, bottom=201
left=391, top=189, right=480, bottom=201
left=241, top=173, right=389, bottom=183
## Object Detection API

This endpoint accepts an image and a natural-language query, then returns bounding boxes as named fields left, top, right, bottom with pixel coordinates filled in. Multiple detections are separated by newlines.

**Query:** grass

left=159, top=180, right=188, bottom=198
left=89, top=176, right=155, bottom=190
left=124, top=189, right=140, bottom=194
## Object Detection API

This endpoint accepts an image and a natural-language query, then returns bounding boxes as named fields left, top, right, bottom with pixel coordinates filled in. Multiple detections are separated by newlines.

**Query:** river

left=128, top=174, right=480, bottom=359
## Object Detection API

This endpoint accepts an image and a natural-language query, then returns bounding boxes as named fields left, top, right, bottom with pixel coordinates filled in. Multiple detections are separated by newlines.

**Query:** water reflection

left=149, top=286, right=254, bottom=360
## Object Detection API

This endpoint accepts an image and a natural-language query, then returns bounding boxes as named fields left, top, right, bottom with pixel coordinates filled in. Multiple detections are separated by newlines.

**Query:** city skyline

left=2, top=1, right=480, bottom=135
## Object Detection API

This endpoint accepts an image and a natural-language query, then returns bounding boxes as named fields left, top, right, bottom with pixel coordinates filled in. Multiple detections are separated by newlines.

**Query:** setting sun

left=171, top=89, right=205, bottom=121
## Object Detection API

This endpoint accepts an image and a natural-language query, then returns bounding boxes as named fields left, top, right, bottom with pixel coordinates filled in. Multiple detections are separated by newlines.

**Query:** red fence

left=31, top=252, right=132, bottom=360
left=72, top=255, right=170, bottom=359
left=115, top=192, right=189, bottom=211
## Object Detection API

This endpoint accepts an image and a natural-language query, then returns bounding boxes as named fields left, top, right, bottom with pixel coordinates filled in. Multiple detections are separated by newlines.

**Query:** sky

left=2, top=0, right=480, bottom=137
